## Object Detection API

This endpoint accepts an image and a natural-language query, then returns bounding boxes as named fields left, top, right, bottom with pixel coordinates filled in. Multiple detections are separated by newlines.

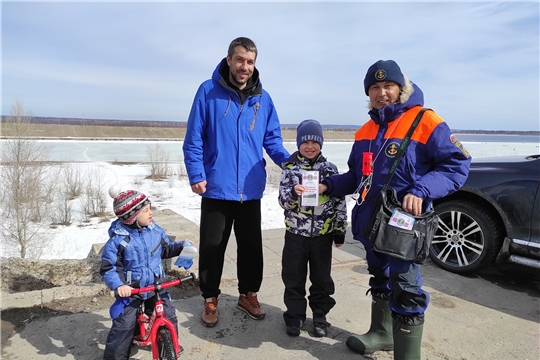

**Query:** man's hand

left=191, top=181, right=207, bottom=194
left=402, top=193, right=423, bottom=216
left=116, top=284, right=132, bottom=298
left=319, top=183, right=328, bottom=194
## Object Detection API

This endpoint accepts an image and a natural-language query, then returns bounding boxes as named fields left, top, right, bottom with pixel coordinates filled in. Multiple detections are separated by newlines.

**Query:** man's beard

left=231, top=72, right=249, bottom=87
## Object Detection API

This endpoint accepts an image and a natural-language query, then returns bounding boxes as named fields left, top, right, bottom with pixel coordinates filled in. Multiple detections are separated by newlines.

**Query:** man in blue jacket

left=183, top=37, right=290, bottom=327
left=320, top=60, right=471, bottom=359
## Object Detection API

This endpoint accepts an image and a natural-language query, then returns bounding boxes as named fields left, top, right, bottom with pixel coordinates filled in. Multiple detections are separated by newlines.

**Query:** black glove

left=333, top=234, right=345, bottom=245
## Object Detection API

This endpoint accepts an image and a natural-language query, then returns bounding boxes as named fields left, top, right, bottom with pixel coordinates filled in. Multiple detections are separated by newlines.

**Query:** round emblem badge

left=375, top=69, right=387, bottom=81
left=385, top=142, right=400, bottom=157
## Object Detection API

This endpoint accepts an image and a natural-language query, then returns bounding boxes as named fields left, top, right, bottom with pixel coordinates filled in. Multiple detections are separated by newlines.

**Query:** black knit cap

left=296, top=119, right=324, bottom=149
left=364, top=60, right=405, bottom=95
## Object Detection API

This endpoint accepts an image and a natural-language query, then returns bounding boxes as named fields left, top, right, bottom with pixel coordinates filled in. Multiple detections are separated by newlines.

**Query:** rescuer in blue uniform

left=320, top=60, right=471, bottom=359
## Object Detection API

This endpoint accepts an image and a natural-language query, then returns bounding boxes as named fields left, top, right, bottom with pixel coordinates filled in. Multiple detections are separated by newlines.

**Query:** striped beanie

left=108, top=185, right=150, bottom=225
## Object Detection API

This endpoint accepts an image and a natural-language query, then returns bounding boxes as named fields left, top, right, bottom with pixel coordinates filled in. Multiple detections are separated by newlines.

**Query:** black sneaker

left=285, top=319, right=303, bottom=337
left=286, top=325, right=301, bottom=337
left=313, top=311, right=330, bottom=337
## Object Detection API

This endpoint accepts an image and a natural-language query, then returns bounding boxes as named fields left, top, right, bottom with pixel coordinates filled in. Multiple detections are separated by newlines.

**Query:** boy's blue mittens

left=109, top=297, right=130, bottom=319
left=333, top=234, right=345, bottom=245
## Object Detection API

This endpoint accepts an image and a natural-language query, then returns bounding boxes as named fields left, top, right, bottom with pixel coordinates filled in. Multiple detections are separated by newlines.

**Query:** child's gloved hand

left=183, top=239, right=196, bottom=247
left=333, top=234, right=345, bottom=248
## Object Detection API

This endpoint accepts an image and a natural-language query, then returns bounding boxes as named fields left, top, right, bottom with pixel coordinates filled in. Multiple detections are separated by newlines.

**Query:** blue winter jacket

left=183, top=58, right=290, bottom=201
left=100, top=219, right=185, bottom=297
left=324, top=83, right=471, bottom=241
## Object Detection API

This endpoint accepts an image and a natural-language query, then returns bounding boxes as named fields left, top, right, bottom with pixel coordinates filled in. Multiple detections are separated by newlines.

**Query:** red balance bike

left=128, top=273, right=196, bottom=360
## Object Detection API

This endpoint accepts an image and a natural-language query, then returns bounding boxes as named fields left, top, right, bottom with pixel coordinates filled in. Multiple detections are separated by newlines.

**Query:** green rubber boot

left=346, top=293, right=393, bottom=354
left=393, top=316, right=424, bottom=360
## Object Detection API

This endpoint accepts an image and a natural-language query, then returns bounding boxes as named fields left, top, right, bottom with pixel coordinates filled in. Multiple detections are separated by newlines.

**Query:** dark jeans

left=103, top=292, right=178, bottom=360
left=199, top=198, right=263, bottom=298
left=358, top=234, right=430, bottom=316
left=281, top=230, right=336, bottom=326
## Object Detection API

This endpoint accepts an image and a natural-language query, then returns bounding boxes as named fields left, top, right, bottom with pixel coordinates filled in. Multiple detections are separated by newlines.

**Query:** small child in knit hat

left=100, top=185, right=195, bottom=358
left=109, top=185, right=151, bottom=226
left=278, top=119, right=347, bottom=338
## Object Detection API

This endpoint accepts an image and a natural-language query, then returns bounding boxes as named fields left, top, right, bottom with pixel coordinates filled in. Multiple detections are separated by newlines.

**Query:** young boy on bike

left=100, top=186, right=194, bottom=360
left=278, top=119, right=347, bottom=337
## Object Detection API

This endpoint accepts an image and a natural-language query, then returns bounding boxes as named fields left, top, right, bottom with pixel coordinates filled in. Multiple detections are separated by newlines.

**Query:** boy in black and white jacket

left=278, top=119, right=347, bottom=338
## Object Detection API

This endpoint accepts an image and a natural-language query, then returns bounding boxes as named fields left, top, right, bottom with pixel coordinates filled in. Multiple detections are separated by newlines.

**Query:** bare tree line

left=0, top=100, right=112, bottom=258
left=0, top=100, right=179, bottom=258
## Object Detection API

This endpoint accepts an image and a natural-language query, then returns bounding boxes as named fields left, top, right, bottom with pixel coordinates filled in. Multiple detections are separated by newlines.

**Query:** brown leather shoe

left=237, top=292, right=265, bottom=320
left=202, top=297, right=218, bottom=327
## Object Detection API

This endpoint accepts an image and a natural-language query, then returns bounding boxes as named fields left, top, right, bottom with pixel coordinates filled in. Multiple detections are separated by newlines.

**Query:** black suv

left=430, top=154, right=540, bottom=274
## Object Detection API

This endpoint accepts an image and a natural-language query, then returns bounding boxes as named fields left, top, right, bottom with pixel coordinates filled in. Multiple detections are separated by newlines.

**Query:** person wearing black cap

left=278, top=119, right=347, bottom=338
left=320, top=60, right=471, bottom=359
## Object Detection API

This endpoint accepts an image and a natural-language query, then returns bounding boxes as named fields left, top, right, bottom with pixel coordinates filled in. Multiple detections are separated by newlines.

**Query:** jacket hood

left=368, top=81, right=424, bottom=126
left=213, top=58, right=262, bottom=97
left=107, top=218, right=155, bottom=238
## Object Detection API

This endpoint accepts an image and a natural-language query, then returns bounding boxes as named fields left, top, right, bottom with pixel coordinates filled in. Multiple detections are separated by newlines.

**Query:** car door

left=528, top=183, right=540, bottom=258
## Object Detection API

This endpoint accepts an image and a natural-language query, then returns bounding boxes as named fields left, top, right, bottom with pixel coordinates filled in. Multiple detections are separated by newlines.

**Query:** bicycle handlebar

left=113, top=272, right=196, bottom=297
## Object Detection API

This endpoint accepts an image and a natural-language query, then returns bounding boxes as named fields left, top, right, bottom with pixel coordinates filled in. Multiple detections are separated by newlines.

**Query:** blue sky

left=2, top=1, right=539, bottom=131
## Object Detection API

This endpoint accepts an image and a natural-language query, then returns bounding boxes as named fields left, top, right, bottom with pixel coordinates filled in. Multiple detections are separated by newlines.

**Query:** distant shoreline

left=1, top=132, right=539, bottom=139
left=1, top=133, right=538, bottom=143
left=2, top=115, right=538, bottom=136
left=1, top=123, right=538, bottom=142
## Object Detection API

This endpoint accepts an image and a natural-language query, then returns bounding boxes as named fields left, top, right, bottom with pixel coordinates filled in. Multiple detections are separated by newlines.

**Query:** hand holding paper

left=301, top=170, right=319, bottom=206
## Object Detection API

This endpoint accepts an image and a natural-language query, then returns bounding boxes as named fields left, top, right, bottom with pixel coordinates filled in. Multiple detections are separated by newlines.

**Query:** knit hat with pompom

left=109, top=185, right=150, bottom=225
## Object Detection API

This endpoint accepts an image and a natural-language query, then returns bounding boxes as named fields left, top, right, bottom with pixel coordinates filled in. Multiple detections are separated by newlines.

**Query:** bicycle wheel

left=157, top=326, right=177, bottom=360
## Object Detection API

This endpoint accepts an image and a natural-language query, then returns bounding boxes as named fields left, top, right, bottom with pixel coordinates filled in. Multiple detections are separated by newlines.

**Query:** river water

left=1, top=135, right=539, bottom=173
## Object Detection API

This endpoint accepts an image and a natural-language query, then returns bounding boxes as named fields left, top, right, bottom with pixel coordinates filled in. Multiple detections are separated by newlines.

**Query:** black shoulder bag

left=366, top=108, right=439, bottom=264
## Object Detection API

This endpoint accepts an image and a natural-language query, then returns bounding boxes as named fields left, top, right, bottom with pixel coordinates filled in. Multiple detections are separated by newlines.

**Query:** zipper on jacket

left=150, top=240, right=161, bottom=257
left=237, top=94, right=245, bottom=202
left=140, top=228, right=150, bottom=286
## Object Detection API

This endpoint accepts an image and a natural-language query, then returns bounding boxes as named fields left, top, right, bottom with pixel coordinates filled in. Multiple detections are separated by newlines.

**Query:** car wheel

left=430, top=199, right=503, bottom=274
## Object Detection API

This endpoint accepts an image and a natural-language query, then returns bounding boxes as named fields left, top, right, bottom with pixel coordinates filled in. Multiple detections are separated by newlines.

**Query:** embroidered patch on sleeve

left=450, top=134, right=470, bottom=158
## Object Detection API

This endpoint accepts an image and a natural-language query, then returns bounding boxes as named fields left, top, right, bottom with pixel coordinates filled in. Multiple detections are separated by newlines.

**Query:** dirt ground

left=2, top=261, right=539, bottom=360
left=0, top=282, right=201, bottom=349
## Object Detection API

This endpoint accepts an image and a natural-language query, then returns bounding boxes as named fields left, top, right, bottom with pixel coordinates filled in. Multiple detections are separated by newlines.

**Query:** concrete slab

left=2, top=209, right=539, bottom=360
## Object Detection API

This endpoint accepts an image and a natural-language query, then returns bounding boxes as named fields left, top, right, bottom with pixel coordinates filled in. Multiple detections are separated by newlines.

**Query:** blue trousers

left=358, top=235, right=430, bottom=316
